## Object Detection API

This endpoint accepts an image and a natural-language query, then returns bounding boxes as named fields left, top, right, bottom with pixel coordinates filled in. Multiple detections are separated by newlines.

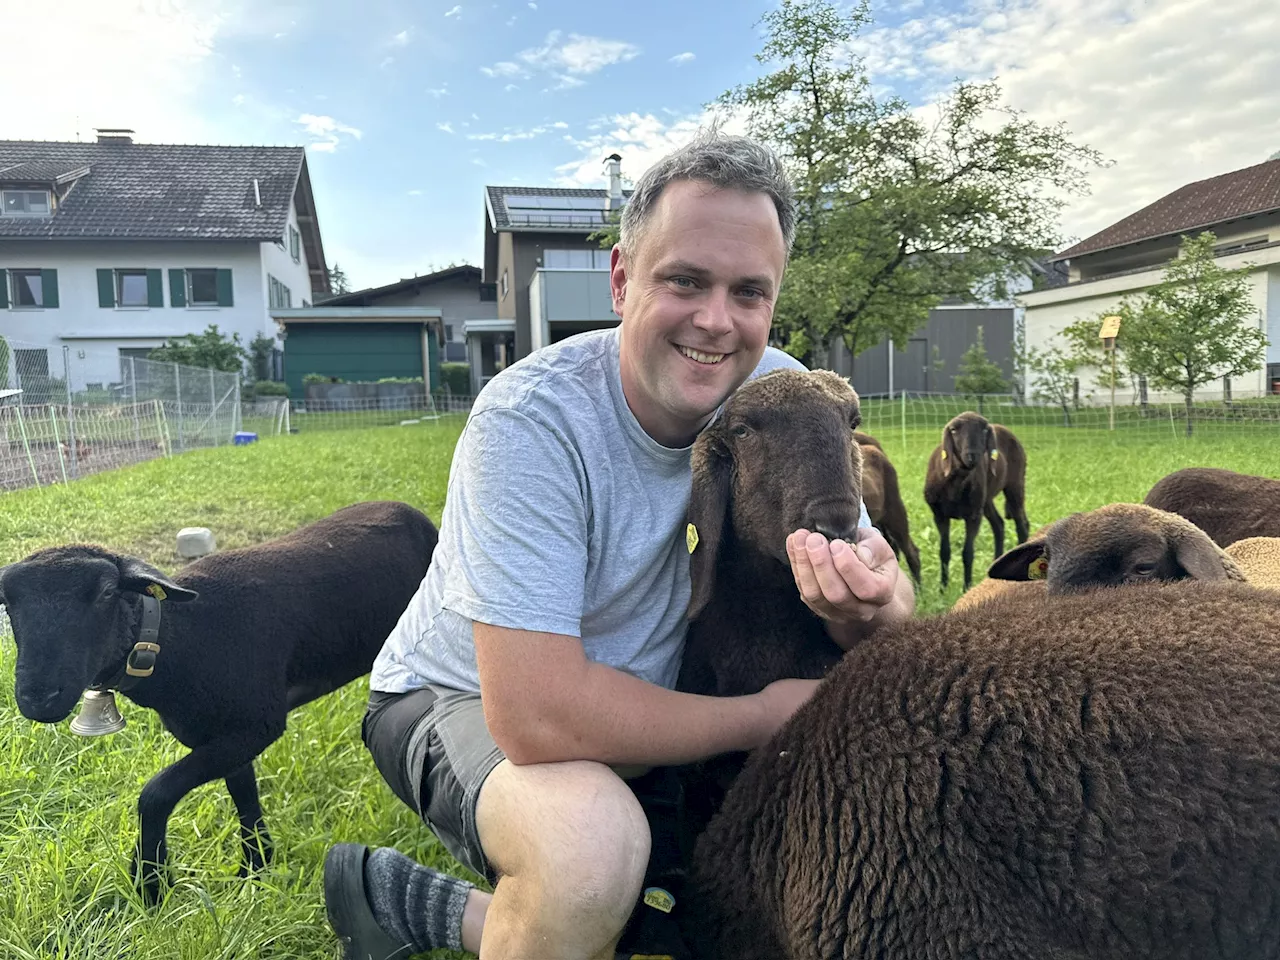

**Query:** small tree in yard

left=1117, top=232, right=1268, bottom=435
left=247, top=334, right=277, bottom=382
left=953, top=326, right=1008, bottom=414
left=1025, top=344, right=1084, bottom=427
left=148, top=325, right=248, bottom=374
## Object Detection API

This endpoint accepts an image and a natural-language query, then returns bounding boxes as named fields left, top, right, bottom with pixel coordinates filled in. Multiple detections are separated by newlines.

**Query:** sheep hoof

left=132, top=853, right=168, bottom=907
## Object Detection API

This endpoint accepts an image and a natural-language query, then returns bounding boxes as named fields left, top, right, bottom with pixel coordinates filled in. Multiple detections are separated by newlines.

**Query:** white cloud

left=482, top=31, right=639, bottom=87
left=669, top=52, right=695, bottom=64
left=444, top=5, right=461, bottom=16
left=379, top=56, right=395, bottom=69
left=471, top=157, right=487, bottom=166
left=528, top=1, right=537, bottom=7
left=850, top=0, right=1280, bottom=247
left=554, top=108, right=747, bottom=187
left=467, top=125, right=548, bottom=142
left=232, top=94, right=246, bottom=106
left=408, top=189, right=423, bottom=196
left=504, top=83, right=520, bottom=91
left=437, top=122, right=455, bottom=134
left=391, top=29, right=409, bottom=45
left=0, top=0, right=223, bottom=143
left=481, top=61, right=523, bottom=78
left=551, top=121, right=569, bottom=129
left=427, top=85, right=449, bottom=98
left=295, top=113, right=363, bottom=152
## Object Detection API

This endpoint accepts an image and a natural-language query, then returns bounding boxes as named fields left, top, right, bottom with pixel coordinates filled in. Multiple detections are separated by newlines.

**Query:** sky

left=4, top=0, right=1280, bottom=291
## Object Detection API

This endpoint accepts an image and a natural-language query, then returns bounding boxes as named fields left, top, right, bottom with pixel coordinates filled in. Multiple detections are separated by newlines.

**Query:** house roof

left=320, top=264, right=481, bottom=305
left=0, top=139, right=305, bottom=243
left=485, top=185, right=630, bottom=233
left=1054, top=157, right=1280, bottom=261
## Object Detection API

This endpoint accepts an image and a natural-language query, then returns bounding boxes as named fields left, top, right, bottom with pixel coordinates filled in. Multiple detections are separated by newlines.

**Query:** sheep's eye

left=1132, top=562, right=1157, bottom=577
left=731, top=424, right=751, bottom=439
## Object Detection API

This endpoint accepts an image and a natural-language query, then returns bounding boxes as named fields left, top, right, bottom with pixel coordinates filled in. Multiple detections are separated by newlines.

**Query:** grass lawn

left=0, top=410, right=1276, bottom=958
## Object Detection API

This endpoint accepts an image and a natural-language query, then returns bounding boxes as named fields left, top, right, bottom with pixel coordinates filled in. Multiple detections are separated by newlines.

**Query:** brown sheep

left=858, top=439, right=922, bottom=585
left=1224, top=537, right=1280, bottom=591
left=685, top=581, right=1280, bottom=960
left=923, top=412, right=1030, bottom=590
left=986, top=503, right=1246, bottom=592
left=1143, top=467, right=1280, bottom=547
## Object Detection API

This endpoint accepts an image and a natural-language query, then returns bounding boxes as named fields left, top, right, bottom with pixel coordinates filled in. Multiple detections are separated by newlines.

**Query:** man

left=323, top=132, right=915, bottom=960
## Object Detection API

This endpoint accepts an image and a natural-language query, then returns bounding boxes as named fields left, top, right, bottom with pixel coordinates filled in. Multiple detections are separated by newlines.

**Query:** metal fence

left=0, top=335, right=240, bottom=492
left=245, top=391, right=478, bottom=436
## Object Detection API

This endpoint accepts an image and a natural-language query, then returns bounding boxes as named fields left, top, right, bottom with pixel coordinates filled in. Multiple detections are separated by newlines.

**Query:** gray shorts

left=362, top=685, right=505, bottom=885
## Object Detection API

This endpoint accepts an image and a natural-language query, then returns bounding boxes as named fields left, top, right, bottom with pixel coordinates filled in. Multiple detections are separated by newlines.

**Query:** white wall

left=0, top=238, right=271, bottom=389
left=1020, top=248, right=1277, bottom=401
left=259, top=195, right=315, bottom=311
left=1269, top=266, right=1280, bottom=364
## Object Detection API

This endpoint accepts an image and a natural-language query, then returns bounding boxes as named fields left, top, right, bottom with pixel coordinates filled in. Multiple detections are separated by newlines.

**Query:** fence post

left=1138, top=375, right=1149, bottom=416
left=130, top=356, right=142, bottom=444
left=233, top=375, right=242, bottom=435
left=62, top=345, right=79, bottom=479
left=174, top=363, right=185, bottom=452
left=1072, top=377, right=1079, bottom=411
left=209, top=367, right=216, bottom=442
left=1223, top=376, right=1232, bottom=409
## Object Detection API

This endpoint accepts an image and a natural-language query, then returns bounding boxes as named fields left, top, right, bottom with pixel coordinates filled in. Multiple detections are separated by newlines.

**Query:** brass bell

left=69, top=689, right=126, bottom=736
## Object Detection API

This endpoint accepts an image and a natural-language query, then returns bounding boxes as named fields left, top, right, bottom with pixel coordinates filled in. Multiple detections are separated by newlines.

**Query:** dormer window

left=2, top=189, right=51, bottom=216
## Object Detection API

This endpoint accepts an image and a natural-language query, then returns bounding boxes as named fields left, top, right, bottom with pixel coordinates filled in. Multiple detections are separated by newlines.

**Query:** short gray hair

left=618, top=132, right=796, bottom=261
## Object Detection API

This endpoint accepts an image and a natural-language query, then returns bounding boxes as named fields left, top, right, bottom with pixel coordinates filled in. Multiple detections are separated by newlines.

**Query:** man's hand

left=786, top=526, right=900, bottom=624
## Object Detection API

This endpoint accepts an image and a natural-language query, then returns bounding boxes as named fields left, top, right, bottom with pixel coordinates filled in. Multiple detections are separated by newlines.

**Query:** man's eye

left=671, top=276, right=695, bottom=288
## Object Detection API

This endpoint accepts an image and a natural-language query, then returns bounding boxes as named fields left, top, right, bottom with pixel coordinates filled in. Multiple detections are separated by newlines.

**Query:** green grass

left=0, top=412, right=1276, bottom=958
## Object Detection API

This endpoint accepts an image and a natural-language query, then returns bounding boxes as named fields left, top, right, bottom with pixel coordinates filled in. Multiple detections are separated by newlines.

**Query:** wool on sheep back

left=685, top=581, right=1280, bottom=960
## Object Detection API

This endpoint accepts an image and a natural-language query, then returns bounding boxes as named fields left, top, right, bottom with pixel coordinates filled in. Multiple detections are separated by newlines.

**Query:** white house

left=1020, top=156, right=1280, bottom=400
left=0, top=129, right=329, bottom=390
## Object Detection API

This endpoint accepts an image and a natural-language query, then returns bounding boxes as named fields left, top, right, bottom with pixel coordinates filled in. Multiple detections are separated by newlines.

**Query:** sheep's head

left=687, top=369, right=864, bottom=619
left=0, top=546, right=197, bottom=723
left=938, top=411, right=998, bottom=478
left=986, top=503, right=1245, bottom=594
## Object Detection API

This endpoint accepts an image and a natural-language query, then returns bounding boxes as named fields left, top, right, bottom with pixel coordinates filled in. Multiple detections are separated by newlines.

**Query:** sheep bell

left=69, top=689, right=127, bottom=736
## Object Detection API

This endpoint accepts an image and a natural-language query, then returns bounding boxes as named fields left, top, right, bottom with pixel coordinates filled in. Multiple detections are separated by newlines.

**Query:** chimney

left=95, top=128, right=135, bottom=145
left=603, top=153, right=623, bottom=211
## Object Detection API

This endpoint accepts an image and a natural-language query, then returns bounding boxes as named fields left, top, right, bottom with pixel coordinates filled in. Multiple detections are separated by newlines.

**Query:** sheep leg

left=984, top=498, right=1006, bottom=558
left=936, top=516, right=952, bottom=589
left=962, top=516, right=982, bottom=591
left=134, top=726, right=282, bottom=906
left=225, top=762, right=273, bottom=876
left=1004, top=489, right=1030, bottom=544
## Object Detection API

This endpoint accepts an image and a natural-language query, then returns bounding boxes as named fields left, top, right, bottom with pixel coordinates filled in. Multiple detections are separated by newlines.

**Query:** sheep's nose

left=16, top=683, right=67, bottom=721
left=808, top=501, right=862, bottom=545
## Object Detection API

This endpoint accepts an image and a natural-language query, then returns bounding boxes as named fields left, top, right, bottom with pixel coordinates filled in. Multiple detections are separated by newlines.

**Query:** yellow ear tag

left=940, top=449, right=947, bottom=460
left=643, top=886, right=676, bottom=914
left=145, top=583, right=167, bottom=601
left=990, top=449, right=999, bottom=460
left=686, top=523, right=699, bottom=555
left=1028, top=556, right=1048, bottom=581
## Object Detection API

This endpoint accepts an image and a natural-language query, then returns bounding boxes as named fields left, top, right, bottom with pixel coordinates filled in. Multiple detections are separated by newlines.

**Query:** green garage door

left=283, top=323, right=432, bottom=398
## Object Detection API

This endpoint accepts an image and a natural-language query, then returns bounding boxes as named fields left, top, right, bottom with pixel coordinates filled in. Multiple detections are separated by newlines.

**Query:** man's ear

left=988, top=540, right=1049, bottom=582
left=609, top=245, right=627, bottom=315
left=687, top=431, right=732, bottom=622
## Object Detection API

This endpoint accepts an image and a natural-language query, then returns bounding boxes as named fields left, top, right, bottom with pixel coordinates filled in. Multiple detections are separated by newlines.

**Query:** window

left=5, top=269, right=57, bottom=308
left=289, top=225, right=301, bottom=262
left=187, top=268, right=219, bottom=306
left=445, top=324, right=454, bottom=341
left=500, top=269, right=509, bottom=300
left=544, top=249, right=611, bottom=269
left=2, top=189, right=51, bottom=216
left=268, top=274, right=292, bottom=309
left=14, top=348, right=49, bottom=380
left=117, top=269, right=149, bottom=306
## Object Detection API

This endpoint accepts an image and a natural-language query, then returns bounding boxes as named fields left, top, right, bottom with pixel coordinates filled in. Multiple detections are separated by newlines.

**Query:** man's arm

left=474, top=622, right=816, bottom=767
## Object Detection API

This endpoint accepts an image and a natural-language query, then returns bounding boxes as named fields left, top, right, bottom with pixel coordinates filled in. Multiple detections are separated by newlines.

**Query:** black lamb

left=1, top=499, right=438, bottom=904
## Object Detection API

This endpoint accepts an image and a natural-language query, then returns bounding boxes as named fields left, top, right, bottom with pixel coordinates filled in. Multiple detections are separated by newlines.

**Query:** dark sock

left=364, top=847, right=475, bottom=953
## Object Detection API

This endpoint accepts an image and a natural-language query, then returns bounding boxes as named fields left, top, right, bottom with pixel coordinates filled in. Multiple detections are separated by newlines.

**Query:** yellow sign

left=685, top=523, right=699, bottom=555
left=1098, top=315, right=1121, bottom=340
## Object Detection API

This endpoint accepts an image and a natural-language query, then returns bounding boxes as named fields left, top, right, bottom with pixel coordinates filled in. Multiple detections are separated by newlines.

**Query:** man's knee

left=478, top=759, right=651, bottom=919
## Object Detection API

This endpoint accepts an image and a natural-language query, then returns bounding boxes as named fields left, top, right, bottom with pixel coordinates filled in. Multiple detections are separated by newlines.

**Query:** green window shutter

left=41, top=269, right=58, bottom=308
left=97, top=269, right=115, bottom=307
left=0, top=271, right=8, bottom=309
left=147, top=269, right=164, bottom=307
left=169, top=269, right=187, bottom=307
left=216, top=268, right=234, bottom=307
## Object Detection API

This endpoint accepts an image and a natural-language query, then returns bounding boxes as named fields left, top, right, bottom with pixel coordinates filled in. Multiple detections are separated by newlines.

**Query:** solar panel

left=504, top=195, right=545, bottom=209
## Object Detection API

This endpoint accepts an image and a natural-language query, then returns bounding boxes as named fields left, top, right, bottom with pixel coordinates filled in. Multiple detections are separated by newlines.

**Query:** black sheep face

left=941, top=412, right=997, bottom=473
left=0, top=546, right=196, bottom=723
left=687, top=369, right=865, bottom=616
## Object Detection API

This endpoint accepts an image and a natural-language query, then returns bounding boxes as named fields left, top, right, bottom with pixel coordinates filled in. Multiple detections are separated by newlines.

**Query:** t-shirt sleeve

left=439, top=406, right=588, bottom=637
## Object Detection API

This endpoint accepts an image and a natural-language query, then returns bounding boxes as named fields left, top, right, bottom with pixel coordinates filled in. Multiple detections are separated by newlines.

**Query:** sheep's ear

left=117, top=556, right=200, bottom=602
left=939, top=432, right=954, bottom=479
left=687, top=433, right=732, bottom=622
left=1169, top=530, right=1235, bottom=582
left=986, top=425, right=999, bottom=478
left=987, top=540, right=1049, bottom=581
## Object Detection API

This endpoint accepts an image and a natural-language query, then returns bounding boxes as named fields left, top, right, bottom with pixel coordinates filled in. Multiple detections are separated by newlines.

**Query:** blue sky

left=6, top=0, right=1280, bottom=291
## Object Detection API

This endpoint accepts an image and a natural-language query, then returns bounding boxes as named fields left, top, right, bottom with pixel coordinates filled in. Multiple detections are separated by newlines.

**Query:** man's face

left=611, top=179, right=787, bottom=447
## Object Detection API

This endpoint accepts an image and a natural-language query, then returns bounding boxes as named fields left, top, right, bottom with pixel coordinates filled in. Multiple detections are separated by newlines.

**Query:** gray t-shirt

left=370, top=326, right=867, bottom=694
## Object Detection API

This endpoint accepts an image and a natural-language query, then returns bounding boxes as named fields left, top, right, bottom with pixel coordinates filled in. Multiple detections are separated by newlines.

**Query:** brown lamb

left=1143, top=467, right=1280, bottom=547
left=858, top=436, right=922, bottom=585
left=685, top=581, right=1280, bottom=960
left=924, top=412, right=1030, bottom=590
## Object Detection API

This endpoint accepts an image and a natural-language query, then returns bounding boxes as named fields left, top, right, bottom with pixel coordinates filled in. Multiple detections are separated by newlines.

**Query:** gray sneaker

left=324, top=843, right=417, bottom=960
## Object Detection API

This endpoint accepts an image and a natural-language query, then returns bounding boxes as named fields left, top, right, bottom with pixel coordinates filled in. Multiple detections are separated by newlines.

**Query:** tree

left=148, top=325, right=248, bottom=374
left=952, top=326, right=1008, bottom=413
left=1057, top=315, right=1140, bottom=401
left=247, top=334, right=277, bottom=382
left=328, top=263, right=351, bottom=295
left=1115, top=232, right=1268, bottom=435
left=716, top=0, right=1103, bottom=365
left=1025, top=344, right=1084, bottom=427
